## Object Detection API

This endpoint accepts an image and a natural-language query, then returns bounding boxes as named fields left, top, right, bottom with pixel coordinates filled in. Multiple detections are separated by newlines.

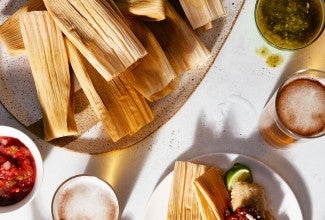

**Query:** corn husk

left=20, top=11, right=77, bottom=141
left=148, top=80, right=178, bottom=101
left=43, top=0, right=147, bottom=81
left=179, top=0, right=226, bottom=30
left=120, top=20, right=177, bottom=101
left=167, top=161, right=209, bottom=220
left=0, top=0, right=45, bottom=55
left=196, top=22, right=213, bottom=33
left=114, top=0, right=166, bottom=21
left=146, top=2, right=210, bottom=76
left=193, top=167, right=230, bottom=220
left=66, top=40, right=154, bottom=142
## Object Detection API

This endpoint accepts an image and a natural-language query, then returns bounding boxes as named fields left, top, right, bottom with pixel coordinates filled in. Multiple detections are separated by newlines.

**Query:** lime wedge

left=225, top=163, right=253, bottom=190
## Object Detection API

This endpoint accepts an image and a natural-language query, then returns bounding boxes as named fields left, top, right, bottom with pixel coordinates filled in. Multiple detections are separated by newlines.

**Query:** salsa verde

left=255, top=0, right=325, bottom=49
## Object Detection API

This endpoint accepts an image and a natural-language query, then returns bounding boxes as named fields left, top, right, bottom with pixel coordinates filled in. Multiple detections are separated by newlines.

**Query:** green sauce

left=256, top=46, right=270, bottom=57
left=266, top=54, right=284, bottom=67
left=256, top=46, right=284, bottom=68
left=255, top=0, right=325, bottom=49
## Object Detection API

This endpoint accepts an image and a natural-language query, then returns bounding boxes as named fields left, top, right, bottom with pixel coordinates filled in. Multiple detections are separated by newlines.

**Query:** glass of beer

left=51, top=175, right=119, bottom=220
left=259, top=69, right=325, bottom=148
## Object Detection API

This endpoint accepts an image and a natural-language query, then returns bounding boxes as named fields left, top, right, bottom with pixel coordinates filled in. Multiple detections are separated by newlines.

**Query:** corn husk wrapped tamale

left=167, top=161, right=209, bottom=220
left=120, top=20, right=177, bottom=101
left=114, top=0, right=166, bottom=21
left=66, top=40, right=154, bottom=142
left=0, top=0, right=45, bottom=55
left=146, top=2, right=210, bottom=76
left=147, top=80, right=177, bottom=101
left=43, top=0, right=147, bottom=81
left=179, top=0, right=226, bottom=30
left=193, top=167, right=230, bottom=220
left=20, top=11, right=77, bottom=141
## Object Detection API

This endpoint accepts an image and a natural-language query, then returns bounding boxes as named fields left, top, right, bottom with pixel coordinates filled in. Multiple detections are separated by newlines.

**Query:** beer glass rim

left=51, top=174, right=120, bottom=220
left=274, top=68, right=325, bottom=139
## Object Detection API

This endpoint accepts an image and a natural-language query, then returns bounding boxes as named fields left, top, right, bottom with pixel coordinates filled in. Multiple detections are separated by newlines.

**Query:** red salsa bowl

left=0, top=126, right=43, bottom=213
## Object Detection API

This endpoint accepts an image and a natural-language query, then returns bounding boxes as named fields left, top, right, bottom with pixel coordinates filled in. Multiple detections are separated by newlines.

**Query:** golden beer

left=259, top=69, right=325, bottom=148
left=51, top=175, right=119, bottom=220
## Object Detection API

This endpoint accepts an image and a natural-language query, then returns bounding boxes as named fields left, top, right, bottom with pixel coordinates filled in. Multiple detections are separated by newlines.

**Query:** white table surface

left=1, top=0, right=325, bottom=219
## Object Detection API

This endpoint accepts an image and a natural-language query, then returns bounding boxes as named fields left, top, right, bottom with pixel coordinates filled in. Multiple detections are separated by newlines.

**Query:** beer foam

left=52, top=176, right=119, bottom=220
left=276, top=78, right=325, bottom=136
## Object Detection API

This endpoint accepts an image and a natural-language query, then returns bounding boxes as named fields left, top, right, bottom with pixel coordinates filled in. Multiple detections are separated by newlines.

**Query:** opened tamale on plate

left=193, top=167, right=230, bottom=220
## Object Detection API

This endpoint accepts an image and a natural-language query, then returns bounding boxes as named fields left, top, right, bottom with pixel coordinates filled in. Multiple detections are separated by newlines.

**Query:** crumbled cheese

left=246, top=213, right=256, bottom=220
left=3, top=161, right=11, bottom=170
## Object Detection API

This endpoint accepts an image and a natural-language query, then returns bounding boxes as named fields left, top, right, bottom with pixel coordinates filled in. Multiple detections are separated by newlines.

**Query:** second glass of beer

left=259, top=69, right=325, bottom=148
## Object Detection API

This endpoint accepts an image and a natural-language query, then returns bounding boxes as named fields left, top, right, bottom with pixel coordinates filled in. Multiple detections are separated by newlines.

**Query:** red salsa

left=225, top=206, right=264, bottom=220
left=0, top=136, right=36, bottom=206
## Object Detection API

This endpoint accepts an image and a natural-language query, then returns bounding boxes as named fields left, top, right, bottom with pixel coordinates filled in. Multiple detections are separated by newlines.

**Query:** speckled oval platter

left=0, top=0, right=245, bottom=154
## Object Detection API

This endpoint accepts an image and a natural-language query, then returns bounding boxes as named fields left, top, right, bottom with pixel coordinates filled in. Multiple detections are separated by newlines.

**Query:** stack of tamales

left=0, top=0, right=226, bottom=142
left=167, top=161, right=230, bottom=220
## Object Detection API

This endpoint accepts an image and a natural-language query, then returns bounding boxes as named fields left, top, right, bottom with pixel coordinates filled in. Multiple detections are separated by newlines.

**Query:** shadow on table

left=156, top=113, right=311, bottom=220
left=246, top=33, right=324, bottom=220
left=265, top=26, right=325, bottom=103
left=84, top=136, right=154, bottom=218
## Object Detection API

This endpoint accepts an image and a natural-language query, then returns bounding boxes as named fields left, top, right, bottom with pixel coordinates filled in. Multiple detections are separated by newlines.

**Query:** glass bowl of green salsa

left=255, top=0, right=325, bottom=50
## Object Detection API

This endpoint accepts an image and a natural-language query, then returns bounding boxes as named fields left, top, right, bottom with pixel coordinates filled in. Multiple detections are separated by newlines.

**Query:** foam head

left=276, top=78, right=325, bottom=137
left=52, top=175, right=119, bottom=220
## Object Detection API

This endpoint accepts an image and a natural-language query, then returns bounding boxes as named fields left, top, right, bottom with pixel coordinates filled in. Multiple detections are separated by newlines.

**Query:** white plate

left=144, top=153, right=303, bottom=220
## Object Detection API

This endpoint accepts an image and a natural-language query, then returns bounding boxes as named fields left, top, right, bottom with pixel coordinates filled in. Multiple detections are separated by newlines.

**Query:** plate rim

left=143, top=152, right=303, bottom=220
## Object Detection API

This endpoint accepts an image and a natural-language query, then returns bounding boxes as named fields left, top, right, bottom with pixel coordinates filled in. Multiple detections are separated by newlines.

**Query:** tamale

left=179, top=0, right=226, bottom=30
left=120, top=20, right=177, bottom=101
left=43, top=0, right=147, bottom=81
left=114, top=0, right=166, bottom=21
left=20, top=11, right=77, bottom=141
left=66, top=40, right=154, bottom=142
left=146, top=2, right=210, bottom=76
left=230, top=182, right=267, bottom=217
left=167, top=161, right=209, bottom=220
left=148, top=80, right=177, bottom=101
left=0, top=0, right=45, bottom=55
left=193, top=167, right=230, bottom=220
left=196, top=22, right=213, bottom=33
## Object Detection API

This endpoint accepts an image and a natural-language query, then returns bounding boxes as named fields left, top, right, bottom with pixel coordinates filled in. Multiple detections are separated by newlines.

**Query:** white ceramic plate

left=144, top=153, right=303, bottom=220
